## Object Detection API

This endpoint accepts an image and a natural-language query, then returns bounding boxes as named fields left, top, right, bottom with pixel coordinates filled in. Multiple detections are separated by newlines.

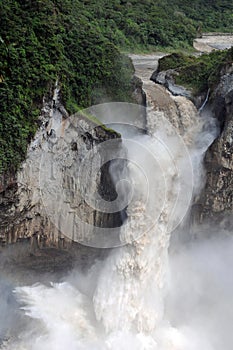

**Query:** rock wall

left=149, top=54, right=233, bottom=227
left=0, top=65, right=147, bottom=271
left=0, top=85, right=123, bottom=254
left=197, top=63, right=233, bottom=226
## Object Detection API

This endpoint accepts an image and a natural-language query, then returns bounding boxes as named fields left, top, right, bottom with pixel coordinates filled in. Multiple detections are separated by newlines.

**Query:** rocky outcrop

left=197, top=63, right=233, bottom=225
left=0, top=62, right=148, bottom=269
left=0, top=85, right=123, bottom=267
left=150, top=69, right=192, bottom=99
left=131, top=75, right=146, bottom=106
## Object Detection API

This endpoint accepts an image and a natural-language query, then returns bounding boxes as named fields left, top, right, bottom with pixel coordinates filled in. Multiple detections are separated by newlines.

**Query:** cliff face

left=1, top=53, right=232, bottom=267
left=149, top=53, right=233, bottom=227
left=0, top=60, right=147, bottom=272
left=0, top=86, right=123, bottom=255
left=197, top=63, right=233, bottom=225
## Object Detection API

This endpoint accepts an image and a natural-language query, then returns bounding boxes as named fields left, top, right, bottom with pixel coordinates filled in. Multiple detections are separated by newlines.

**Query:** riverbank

left=194, top=33, right=233, bottom=52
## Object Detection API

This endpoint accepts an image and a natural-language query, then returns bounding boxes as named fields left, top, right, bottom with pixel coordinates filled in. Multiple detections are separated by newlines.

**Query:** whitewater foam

left=1, top=102, right=218, bottom=350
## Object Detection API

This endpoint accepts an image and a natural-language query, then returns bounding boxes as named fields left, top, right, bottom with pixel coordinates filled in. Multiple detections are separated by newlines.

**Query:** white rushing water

left=2, top=52, right=231, bottom=350
left=1, top=96, right=221, bottom=350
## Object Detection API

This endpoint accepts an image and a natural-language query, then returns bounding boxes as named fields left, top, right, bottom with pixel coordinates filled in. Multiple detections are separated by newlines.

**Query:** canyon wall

left=1, top=53, right=232, bottom=269
left=197, top=62, right=233, bottom=226
left=0, top=74, right=145, bottom=269
left=149, top=56, right=233, bottom=227
left=0, top=86, right=123, bottom=259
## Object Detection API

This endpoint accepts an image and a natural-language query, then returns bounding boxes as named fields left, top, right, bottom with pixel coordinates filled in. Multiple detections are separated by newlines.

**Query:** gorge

left=0, top=39, right=233, bottom=349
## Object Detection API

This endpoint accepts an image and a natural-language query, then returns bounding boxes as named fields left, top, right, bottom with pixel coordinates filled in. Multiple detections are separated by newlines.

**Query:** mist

left=167, top=231, right=233, bottom=350
left=1, top=229, right=233, bottom=350
left=0, top=103, right=232, bottom=350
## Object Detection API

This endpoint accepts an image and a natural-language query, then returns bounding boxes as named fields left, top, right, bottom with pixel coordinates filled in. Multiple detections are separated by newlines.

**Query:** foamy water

left=0, top=103, right=219, bottom=350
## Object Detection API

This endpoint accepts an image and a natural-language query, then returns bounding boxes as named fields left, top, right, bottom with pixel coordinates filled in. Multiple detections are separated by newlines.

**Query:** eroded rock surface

left=197, top=63, right=233, bottom=225
left=0, top=86, right=123, bottom=269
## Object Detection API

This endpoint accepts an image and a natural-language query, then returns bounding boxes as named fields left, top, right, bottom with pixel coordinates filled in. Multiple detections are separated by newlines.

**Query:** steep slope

left=197, top=62, right=233, bottom=225
left=1, top=0, right=232, bottom=174
left=0, top=0, right=134, bottom=174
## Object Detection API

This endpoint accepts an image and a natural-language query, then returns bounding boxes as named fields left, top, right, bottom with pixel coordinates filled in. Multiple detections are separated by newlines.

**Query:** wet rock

left=0, top=84, right=123, bottom=268
left=131, top=75, right=146, bottom=106
left=197, top=65, right=233, bottom=224
left=150, top=69, right=192, bottom=99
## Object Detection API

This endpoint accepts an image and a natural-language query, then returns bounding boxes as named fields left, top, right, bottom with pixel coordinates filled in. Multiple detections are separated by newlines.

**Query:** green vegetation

left=0, top=0, right=232, bottom=173
left=80, top=0, right=232, bottom=51
left=0, top=1, right=133, bottom=173
left=77, top=110, right=121, bottom=137
left=83, top=0, right=233, bottom=51
left=157, top=48, right=233, bottom=94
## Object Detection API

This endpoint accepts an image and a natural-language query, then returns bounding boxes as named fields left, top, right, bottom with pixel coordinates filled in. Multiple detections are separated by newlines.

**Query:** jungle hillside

left=0, top=0, right=233, bottom=173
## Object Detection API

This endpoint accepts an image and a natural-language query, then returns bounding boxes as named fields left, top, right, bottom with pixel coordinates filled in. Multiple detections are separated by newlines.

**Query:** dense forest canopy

left=0, top=0, right=232, bottom=173
left=79, top=0, right=233, bottom=49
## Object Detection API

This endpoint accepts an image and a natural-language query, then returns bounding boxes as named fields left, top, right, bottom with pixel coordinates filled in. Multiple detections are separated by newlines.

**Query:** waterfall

left=198, top=88, right=210, bottom=112
left=0, top=95, right=218, bottom=350
left=0, top=46, right=223, bottom=349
